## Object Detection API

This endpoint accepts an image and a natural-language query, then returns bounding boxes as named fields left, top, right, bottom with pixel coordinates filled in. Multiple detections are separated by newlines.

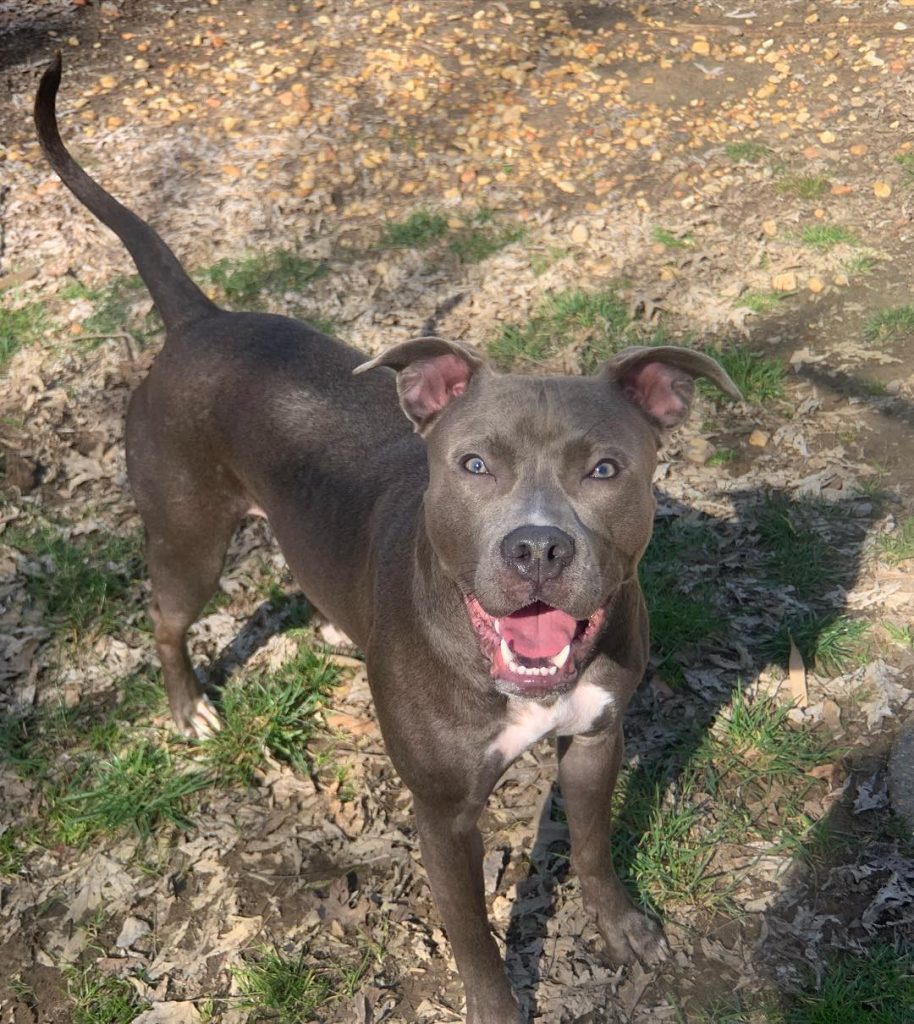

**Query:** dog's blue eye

left=463, top=456, right=488, bottom=475
left=589, top=460, right=619, bottom=480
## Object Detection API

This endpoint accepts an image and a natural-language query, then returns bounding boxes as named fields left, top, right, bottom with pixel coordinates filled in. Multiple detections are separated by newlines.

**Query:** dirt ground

left=2, top=0, right=914, bottom=1022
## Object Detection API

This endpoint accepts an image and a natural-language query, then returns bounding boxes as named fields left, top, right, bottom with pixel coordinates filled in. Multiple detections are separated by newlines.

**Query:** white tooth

left=494, top=620, right=502, bottom=636
left=547, top=666, right=557, bottom=675
left=501, top=639, right=512, bottom=664
left=550, top=645, right=571, bottom=668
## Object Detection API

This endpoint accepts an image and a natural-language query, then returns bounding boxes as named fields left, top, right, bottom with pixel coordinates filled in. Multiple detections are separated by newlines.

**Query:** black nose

left=501, top=525, right=575, bottom=581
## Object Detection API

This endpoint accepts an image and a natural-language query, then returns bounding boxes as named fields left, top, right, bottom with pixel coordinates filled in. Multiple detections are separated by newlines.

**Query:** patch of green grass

left=692, top=997, right=778, bottom=1023
left=725, top=141, right=770, bottom=163
left=652, top=226, right=694, bottom=249
left=448, top=215, right=526, bottom=263
left=9, top=523, right=143, bottom=638
left=776, top=174, right=830, bottom=199
left=707, top=447, right=739, bottom=466
left=799, top=224, right=858, bottom=250
left=488, top=285, right=630, bottom=370
left=0, top=827, right=31, bottom=877
left=709, top=346, right=785, bottom=403
left=204, top=250, right=325, bottom=306
left=79, top=274, right=160, bottom=342
left=0, top=669, right=165, bottom=787
left=53, top=740, right=210, bottom=843
left=855, top=377, right=890, bottom=397
left=884, top=621, right=914, bottom=647
left=642, top=585, right=719, bottom=684
left=809, top=616, right=870, bottom=674
left=0, top=300, right=47, bottom=366
left=616, top=778, right=731, bottom=910
left=762, top=614, right=870, bottom=675
left=781, top=945, right=914, bottom=1024
left=613, top=684, right=833, bottom=912
left=740, top=290, right=784, bottom=314
left=895, top=151, right=914, bottom=185
left=231, top=947, right=334, bottom=1022
left=380, top=210, right=448, bottom=248
left=866, top=305, right=914, bottom=343
left=845, top=253, right=879, bottom=276
left=529, top=245, right=570, bottom=275
left=202, top=640, right=339, bottom=785
left=68, top=968, right=149, bottom=1024
left=877, top=516, right=914, bottom=565
left=640, top=520, right=722, bottom=684
left=717, top=687, right=831, bottom=775
left=755, top=495, right=840, bottom=601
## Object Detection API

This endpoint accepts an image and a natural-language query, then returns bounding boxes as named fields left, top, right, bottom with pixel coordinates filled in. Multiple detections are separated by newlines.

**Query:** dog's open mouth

left=465, top=595, right=605, bottom=696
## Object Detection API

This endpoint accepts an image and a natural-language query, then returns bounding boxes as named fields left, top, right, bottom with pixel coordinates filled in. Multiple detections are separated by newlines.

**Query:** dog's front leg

left=413, top=798, right=522, bottom=1024
left=557, top=729, right=669, bottom=967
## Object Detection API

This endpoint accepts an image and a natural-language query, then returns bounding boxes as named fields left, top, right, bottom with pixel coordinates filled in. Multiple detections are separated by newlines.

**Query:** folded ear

left=354, top=336, right=486, bottom=434
left=604, top=346, right=742, bottom=430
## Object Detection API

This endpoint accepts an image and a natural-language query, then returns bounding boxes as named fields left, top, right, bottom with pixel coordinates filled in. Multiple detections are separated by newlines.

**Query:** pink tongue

left=499, top=602, right=578, bottom=659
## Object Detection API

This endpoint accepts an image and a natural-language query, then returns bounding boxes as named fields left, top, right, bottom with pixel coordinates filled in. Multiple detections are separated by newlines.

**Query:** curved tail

left=34, top=53, right=217, bottom=334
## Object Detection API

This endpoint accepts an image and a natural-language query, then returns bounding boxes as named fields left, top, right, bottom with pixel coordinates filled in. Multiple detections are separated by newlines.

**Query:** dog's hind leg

left=143, top=508, right=241, bottom=738
left=127, top=404, right=248, bottom=736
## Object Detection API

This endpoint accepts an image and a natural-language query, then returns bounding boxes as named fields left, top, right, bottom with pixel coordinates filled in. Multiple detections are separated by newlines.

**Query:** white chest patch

left=489, top=681, right=614, bottom=765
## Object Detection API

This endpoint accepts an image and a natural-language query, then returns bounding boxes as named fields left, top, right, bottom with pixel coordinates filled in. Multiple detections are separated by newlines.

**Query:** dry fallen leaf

left=788, top=636, right=808, bottom=708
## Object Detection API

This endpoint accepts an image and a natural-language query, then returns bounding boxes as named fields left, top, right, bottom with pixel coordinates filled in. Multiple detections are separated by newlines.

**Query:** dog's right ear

left=354, top=337, right=486, bottom=434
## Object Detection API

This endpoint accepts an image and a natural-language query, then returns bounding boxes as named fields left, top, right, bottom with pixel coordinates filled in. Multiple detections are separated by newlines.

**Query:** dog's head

left=356, top=338, right=739, bottom=698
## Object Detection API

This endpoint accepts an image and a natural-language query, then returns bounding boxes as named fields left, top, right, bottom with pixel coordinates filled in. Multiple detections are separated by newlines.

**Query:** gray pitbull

left=36, top=55, right=739, bottom=1024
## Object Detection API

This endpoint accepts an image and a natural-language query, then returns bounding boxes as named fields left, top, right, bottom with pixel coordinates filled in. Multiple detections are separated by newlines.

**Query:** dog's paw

left=184, top=695, right=222, bottom=739
left=599, top=903, right=670, bottom=968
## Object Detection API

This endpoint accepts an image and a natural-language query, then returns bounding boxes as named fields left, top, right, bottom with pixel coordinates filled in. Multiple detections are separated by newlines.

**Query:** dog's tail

left=34, top=53, right=217, bottom=334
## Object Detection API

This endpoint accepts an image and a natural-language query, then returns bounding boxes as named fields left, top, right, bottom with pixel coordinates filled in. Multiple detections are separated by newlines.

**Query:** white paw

left=188, top=695, right=222, bottom=738
left=317, top=620, right=353, bottom=648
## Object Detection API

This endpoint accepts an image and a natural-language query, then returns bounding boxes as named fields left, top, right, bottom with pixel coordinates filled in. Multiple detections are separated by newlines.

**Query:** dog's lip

left=463, top=594, right=605, bottom=694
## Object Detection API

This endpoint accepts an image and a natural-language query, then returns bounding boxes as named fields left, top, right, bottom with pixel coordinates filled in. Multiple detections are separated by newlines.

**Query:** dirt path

left=2, top=1, right=914, bottom=1022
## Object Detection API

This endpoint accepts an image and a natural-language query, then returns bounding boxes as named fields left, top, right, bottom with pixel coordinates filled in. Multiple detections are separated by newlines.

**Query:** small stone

left=99, top=75, right=117, bottom=89
left=808, top=276, right=825, bottom=293
left=570, top=223, right=589, bottom=244
left=834, top=273, right=849, bottom=286
left=684, top=437, right=714, bottom=465
left=786, top=707, right=807, bottom=728
left=874, top=180, right=893, bottom=198
left=772, top=271, right=797, bottom=292
left=556, top=180, right=576, bottom=194
left=748, top=429, right=770, bottom=447
left=116, top=916, right=151, bottom=949
left=133, top=58, right=149, bottom=71
left=691, top=39, right=711, bottom=56
left=818, top=129, right=836, bottom=144
left=821, top=698, right=843, bottom=736
left=762, top=219, right=777, bottom=237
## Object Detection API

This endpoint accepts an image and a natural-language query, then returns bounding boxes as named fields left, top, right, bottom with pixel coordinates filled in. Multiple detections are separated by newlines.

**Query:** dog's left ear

left=604, top=346, right=742, bottom=430
left=354, top=336, right=487, bottom=434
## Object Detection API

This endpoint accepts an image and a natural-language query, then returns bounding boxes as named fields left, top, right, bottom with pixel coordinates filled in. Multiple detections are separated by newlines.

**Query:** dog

left=35, top=54, right=739, bottom=1023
